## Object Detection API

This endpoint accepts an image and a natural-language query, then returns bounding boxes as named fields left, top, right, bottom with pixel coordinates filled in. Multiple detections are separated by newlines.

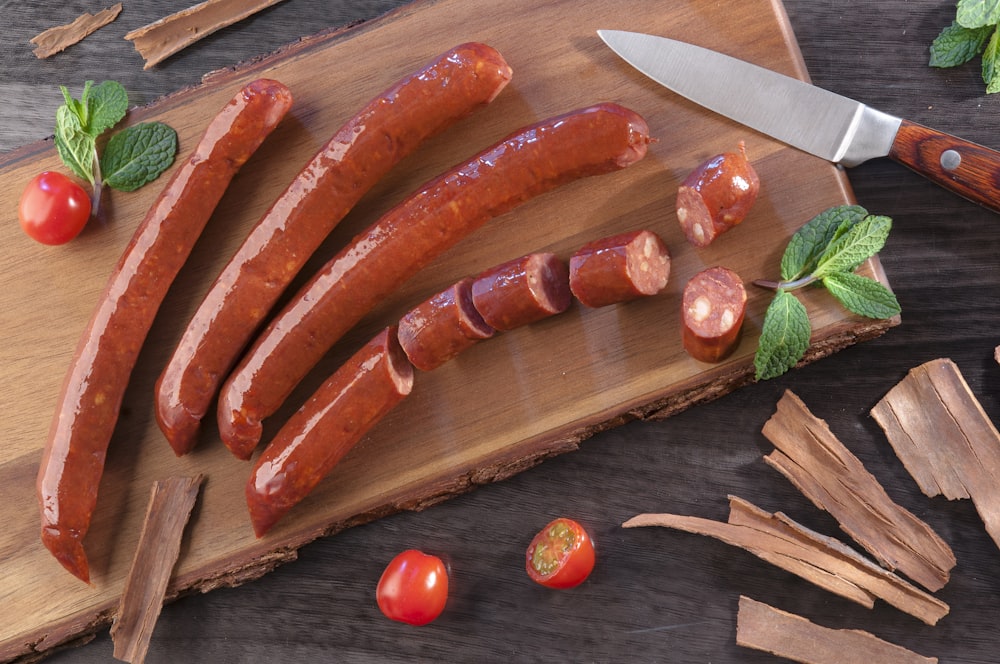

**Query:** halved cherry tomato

left=525, top=517, right=595, bottom=589
left=18, top=171, right=92, bottom=245
left=376, top=549, right=448, bottom=626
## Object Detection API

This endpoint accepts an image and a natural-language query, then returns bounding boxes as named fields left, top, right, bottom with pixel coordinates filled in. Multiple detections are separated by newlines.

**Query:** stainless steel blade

left=597, top=30, right=902, bottom=167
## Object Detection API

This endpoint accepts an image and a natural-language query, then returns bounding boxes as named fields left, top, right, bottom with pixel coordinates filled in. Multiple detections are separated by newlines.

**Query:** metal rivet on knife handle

left=887, top=120, right=1000, bottom=212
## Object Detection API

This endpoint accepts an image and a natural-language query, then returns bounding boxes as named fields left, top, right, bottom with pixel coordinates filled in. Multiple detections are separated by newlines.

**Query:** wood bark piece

left=29, top=4, right=123, bottom=58
left=736, top=596, right=938, bottom=664
left=124, top=0, right=289, bottom=69
left=110, top=475, right=204, bottom=664
left=872, top=358, right=1000, bottom=551
left=761, top=390, right=954, bottom=592
left=623, top=496, right=949, bottom=625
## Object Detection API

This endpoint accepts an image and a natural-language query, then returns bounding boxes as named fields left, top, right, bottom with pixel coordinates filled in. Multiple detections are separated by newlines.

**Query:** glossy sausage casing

left=155, top=42, right=512, bottom=456
left=217, top=102, right=651, bottom=460
left=397, top=278, right=494, bottom=371
left=246, top=326, right=414, bottom=537
left=471, top=253, right=571, bottom=330
left=36, top=79, right=293, bottom=583
left=676, top=141, right=760, bottom=248
left=569, top=229, right=670, bottom=308
left=681, top=266, right=747, bottom=363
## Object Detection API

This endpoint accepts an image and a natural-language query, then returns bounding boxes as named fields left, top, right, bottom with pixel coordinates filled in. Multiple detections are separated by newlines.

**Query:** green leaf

left=930, top=21, right=994, bottom=67
left=957, top=0, right=1000, bottom=28
left=822, top=271, right=901, bottom=319
left=812, top=215, right=892, bottom=278
left=780, top=205, right=868, bottom=281
left=85, top=81, right=128, bottom=137
left=982, top=25, right=1000, bottom=93
left=100, top=122, right=178, bottom=192
left=754, top=290, right=811, bottom=381
left=54, top=105, right=96, bottom=184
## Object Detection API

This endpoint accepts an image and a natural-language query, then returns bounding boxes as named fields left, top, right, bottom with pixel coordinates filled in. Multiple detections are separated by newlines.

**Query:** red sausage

left=569, top=229, right=670, bottom=307
left=246, top=326, right=414, bottom=537
left=471, top=253, right=571, bottom=330
left=676, top=141, right=760, bottom=248
left=681, top=266, right=747, bottom=363
left=217, top=102, right=651, bottom=460
left=154, top=43, right=512, bottom=456
left=397, top=278, right=495, bottom=371
left=37, top=79, right=293, bottom=583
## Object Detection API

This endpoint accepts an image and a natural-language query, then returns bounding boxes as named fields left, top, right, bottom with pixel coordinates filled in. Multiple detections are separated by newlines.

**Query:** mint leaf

left=957, top=0, right=1000, bottom=28
left=754, top=289, right=811, bottom=381
left=85, top=81, right=128, bottom=137
left=822, top=271, right=901, bottom=319
left=982, top=25, right=1000, bottom=92
left=812, top=215, right=892, bottom=278
left=54, top=105, right=96, bottom=184
left=780, top=205, right=868, bottom=281
left=930, top=21, right=994, bottom=67
left=101, top=122, right=178, bottom=192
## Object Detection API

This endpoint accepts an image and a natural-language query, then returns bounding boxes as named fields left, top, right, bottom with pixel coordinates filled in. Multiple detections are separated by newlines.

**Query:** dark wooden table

left=5, top=1, right=1000, bottom=662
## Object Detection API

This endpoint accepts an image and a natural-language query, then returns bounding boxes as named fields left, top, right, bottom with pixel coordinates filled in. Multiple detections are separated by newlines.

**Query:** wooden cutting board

left=0, top=0, right=896, bottom=659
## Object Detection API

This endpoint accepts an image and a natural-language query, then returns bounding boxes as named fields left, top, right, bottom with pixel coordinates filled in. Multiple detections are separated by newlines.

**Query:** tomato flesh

left=526, top=517, right=595, bottom=589
left=19, top=171, right=92, bottom=245
left=376, top=549, right=448, bottom=626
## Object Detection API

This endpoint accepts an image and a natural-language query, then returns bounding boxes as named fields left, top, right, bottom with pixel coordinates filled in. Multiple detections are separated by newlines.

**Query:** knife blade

left=598, top=29, right=1000, bottom=213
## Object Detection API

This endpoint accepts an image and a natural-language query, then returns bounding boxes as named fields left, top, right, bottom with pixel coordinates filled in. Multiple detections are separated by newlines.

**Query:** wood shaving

left=762, top=390, right=954, bottom=592
left=736, top=596, right=938, bottom=664
left=29, top=4, right=123, bottom=59
left=124, top=0, right=289, bottom=69
left=623, top=496, right=949, bottom=626
left=872, top=358, right=1000, bottom=551
left=110, top=475, right=204, bottom=664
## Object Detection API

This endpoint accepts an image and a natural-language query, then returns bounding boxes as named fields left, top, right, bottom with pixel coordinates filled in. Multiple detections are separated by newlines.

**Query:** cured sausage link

left=246, top=327, right=414, bottom=537
left=217, top=102, right=652, bottom=460
left=397, top=277, right=495, bottom=371
left=36, top=79, right=293, bottom=583
left=155, top=42, right=512, bottom=456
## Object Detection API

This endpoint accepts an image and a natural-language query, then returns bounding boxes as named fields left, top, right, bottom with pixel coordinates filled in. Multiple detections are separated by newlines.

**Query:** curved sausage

left=217, top=102, right=651, bottom=460
left=155, top=43, right=512, bottom=456
left=568, top=229, right=670, bottom=308
left=681, top=266, right=747, bottom=363
left=676, top=141, right=760, bottom=248
left=246, top=326, right=414, bottom=537
left=471, top=253, right=571, bottom=330
left=397, top=277, right=494, bottom=371
left=37, top=79, right=293, bottom=583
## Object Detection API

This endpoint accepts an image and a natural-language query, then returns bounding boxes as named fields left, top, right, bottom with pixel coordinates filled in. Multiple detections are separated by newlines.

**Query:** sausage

left=471, top=253, right=571, bottom=330
left=217, top=102, right=651, bottom=460
left=246, top=326, right=413, bottom=537
left=37, top=79, right=293, bottom=583
left=681, top=266, right=747, bottom=363
left=676, top=141, right=760, bottom=248
left=397, top=277, right=495, bottom=371
left=154, top=43, right=512, bottom=457
left=568, top=229, right=670, bottom=308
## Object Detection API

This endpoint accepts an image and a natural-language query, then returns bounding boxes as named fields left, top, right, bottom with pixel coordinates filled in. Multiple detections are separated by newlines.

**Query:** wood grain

left=0, top=0, right=897, bottom=661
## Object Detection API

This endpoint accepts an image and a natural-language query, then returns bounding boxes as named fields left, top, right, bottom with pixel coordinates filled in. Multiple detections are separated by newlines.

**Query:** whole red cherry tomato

left=525, top=517, right=595, bottom=589
left=376, top=549, right=449, bottom=626
left=18, top=171, right=92, bottom=245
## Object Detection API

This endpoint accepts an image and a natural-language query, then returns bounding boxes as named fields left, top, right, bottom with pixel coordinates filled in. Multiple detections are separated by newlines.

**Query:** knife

left=598, top=29, right=1000, bottom=213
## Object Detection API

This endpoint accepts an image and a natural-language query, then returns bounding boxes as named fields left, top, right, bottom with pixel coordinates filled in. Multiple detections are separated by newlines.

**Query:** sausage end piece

left=676, top=141, right=760, bottom=248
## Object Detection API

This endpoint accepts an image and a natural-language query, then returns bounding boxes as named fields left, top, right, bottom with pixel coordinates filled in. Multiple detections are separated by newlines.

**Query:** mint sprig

left=55, top=81, right=177, bottom=213
left=931, top=2, right=1000, bottom=93
left=753, top=205, right=900, bottom=381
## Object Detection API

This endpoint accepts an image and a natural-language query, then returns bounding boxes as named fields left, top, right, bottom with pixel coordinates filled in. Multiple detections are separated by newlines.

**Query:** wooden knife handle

left=888, top=119, right=1000, bottom=213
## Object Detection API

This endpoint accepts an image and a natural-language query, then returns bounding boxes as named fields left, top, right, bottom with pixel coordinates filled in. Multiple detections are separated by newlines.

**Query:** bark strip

left=30, top=4, right=123, bottom=58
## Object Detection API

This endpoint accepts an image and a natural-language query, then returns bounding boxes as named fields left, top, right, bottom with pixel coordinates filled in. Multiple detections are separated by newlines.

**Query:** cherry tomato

left=525, top=517, right=595, bottom=589
left=376, top=549, right=449, bottom=626
left=18, top=171, right=92, bottom=245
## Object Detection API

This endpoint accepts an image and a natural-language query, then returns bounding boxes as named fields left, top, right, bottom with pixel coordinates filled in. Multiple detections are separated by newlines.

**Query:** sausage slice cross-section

left=569, top=229, right=670, bottom=308
left=681, top=266, right=747, bottom=363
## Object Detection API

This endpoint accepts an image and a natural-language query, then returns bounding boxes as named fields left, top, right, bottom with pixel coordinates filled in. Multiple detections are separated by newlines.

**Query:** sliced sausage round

left=682, top=266, right=747, bottom=363
left=397, top=277, right=495, bottom=371
left=569, top=229, right=670, bottom=308
left=471, top=253, right=571, bottom=330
